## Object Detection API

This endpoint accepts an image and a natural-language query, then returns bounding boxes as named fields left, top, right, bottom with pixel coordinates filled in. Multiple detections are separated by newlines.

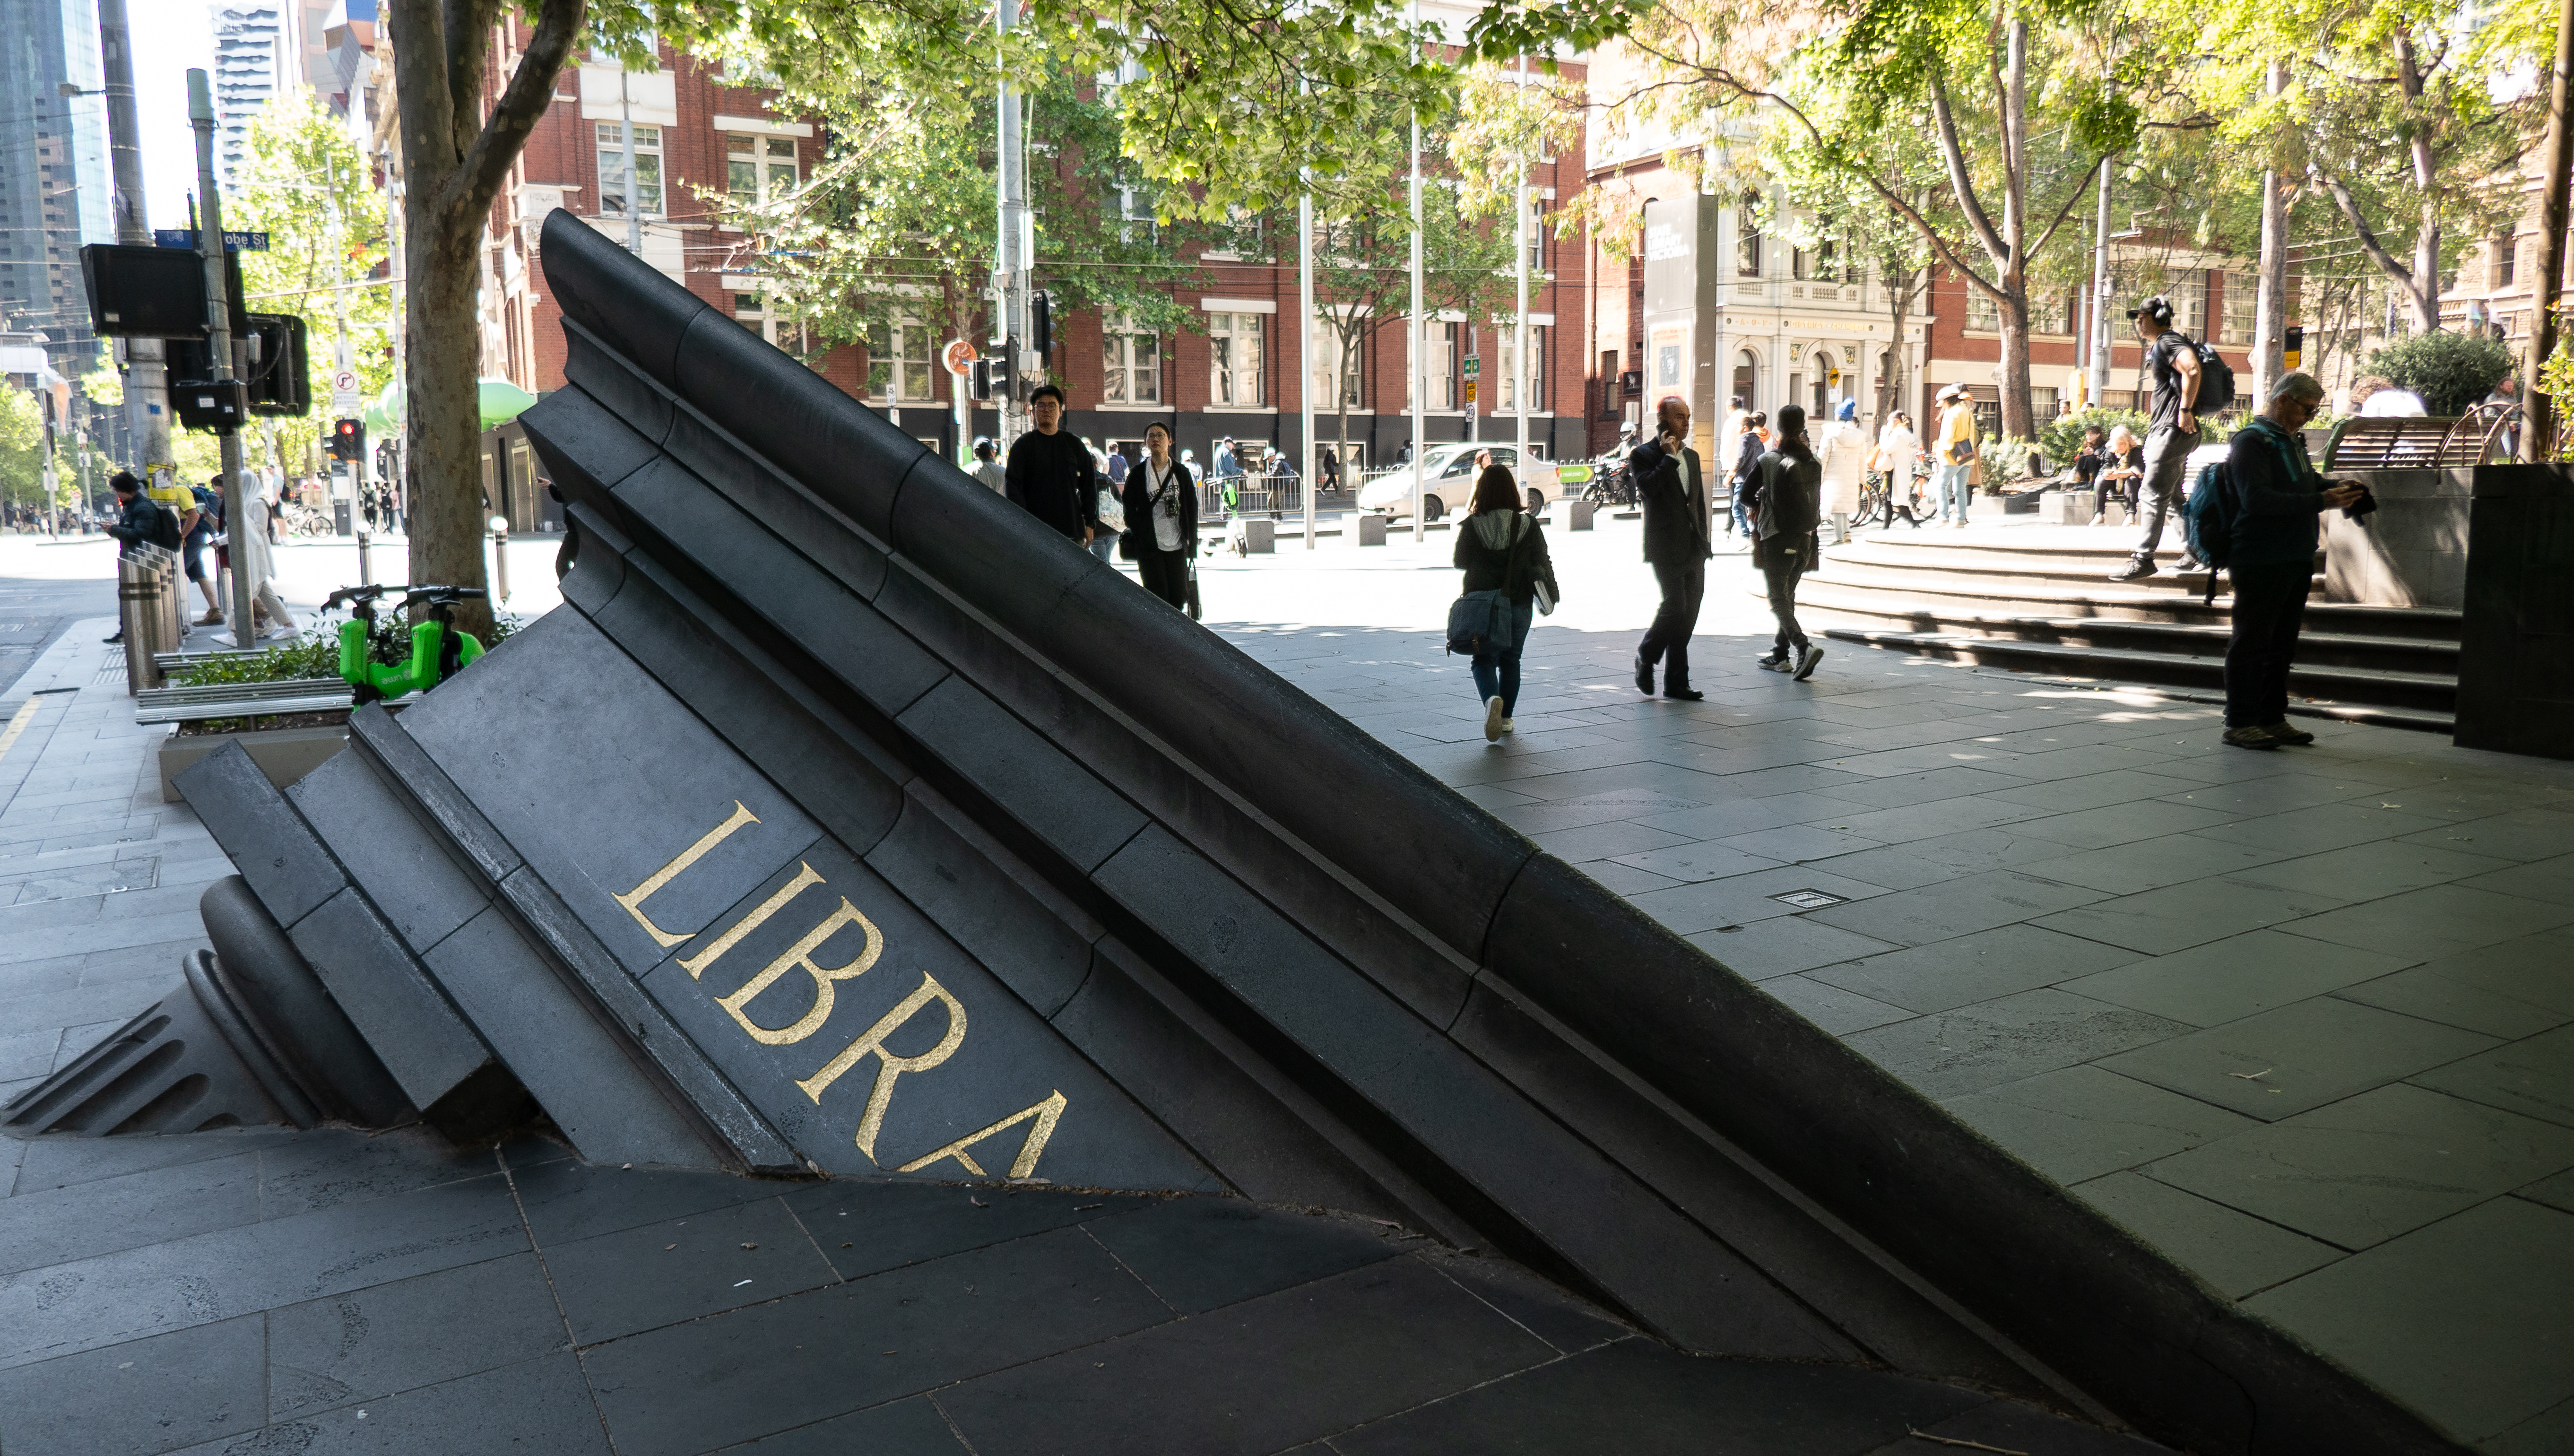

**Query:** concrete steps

left=1802, top=527, right=2461, bottom=731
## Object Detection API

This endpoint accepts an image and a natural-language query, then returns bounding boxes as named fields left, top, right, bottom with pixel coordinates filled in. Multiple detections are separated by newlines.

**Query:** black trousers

left=1137, top=546, right=1191, bottom=610
left=2226, top=562, right=2311, bottom=728
left=1638, top=558, right=1706, bottom=687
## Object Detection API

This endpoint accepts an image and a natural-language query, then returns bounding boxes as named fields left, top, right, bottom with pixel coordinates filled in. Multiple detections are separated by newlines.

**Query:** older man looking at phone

left=2219, top=372, right=2365, bottom=750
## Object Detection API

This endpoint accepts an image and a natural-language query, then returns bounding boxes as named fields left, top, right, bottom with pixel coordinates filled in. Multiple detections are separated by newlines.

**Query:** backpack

left=2181, top=460, right=2236, bottom=602
left=2192, top=339, right=2236, bottom=414
left=147, top=498, right=183, bottom=552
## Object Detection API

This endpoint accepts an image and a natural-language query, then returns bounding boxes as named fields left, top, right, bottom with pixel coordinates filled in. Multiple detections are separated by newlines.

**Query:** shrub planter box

left=158, top=717, right=351, bottom=802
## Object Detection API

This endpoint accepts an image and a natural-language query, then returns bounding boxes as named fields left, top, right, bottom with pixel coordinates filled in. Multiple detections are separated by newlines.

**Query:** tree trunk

left=2253, top=61, right=2291, bottom=403
left=404, top=192, right=488, bottom=628
left=1996, top=290, right=2033, bottom=444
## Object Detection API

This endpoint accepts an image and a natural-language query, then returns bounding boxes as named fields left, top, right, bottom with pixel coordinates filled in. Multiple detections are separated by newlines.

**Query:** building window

left=1208, top=312, right=1264, bottom=406
left=732, top=292, right=803, bottom=348
left=1523, top=198, right=1547, bottom=274
left=866, top=320, right=936, bottom=404
left=2168, top=273, right=2208, bottom=338
left=725, top=134, right=798, bottom=208
left=2219, top=271, right=2255, bottom=345
left=2496, top=237, right=2517, bottom=289
left=595, top=122, right=661, bottom=217
left=1966, top=285, right=2000, bottom=333
left=1736, top=197, right=1762, bottom=278
left=1435, top=321, right=1458, bottom=409
left=1101, top=315, right=1160, bottom=405
left=1315, top=336, right=1362, bottom=411
left=1495, top=322, right=1545, bottom=413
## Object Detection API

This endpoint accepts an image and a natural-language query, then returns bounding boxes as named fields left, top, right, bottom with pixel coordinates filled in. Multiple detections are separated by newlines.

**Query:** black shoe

left=103, top=631, right=122, bottom=644
left=1633, top=653, right=1654, bottom=696
left=2108, top=555, right=2158, bottom=582
left=1663, top=685, right=1705, bottom=701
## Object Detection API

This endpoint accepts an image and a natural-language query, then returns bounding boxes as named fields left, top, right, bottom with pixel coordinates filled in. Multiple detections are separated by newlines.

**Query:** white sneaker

left=1483, top=695, right=1506, bottom=742
left=1499, top=717, right=1516, bottom=735
left=1794, top=644, right=1825, bottom=681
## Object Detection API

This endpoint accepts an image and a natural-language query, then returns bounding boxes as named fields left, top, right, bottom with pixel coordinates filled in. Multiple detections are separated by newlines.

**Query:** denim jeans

left=1088, top=535, right=1119, bottom=564
left=1471, top=598, right=1536, bottom=715
left=1936, top=460, right=1974, bottom=523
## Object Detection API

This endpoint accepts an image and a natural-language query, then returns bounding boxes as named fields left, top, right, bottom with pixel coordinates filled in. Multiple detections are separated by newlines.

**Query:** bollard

left=118, top=552, right=164, bottom=692
left=1354, top=513, right=1387, bottom=546
left=1231, top=518, right=1275, bottom=554
left=489, top=515, right=512, bottom=603
left=1568, top=499, right=1595, bottom=531
left=357, top=529, right=372, bottom=586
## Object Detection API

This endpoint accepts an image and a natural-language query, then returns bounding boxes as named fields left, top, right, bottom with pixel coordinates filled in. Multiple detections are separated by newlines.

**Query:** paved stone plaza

left=0, top=514, right=2566, bottom=1451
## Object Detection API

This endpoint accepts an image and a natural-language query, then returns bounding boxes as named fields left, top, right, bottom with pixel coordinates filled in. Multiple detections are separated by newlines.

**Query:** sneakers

left=1757, top=651, right=1788, bottom=672
left=2222, top=725, right=2279, bottom=750
left=102, top=630, right=122, bottom=644
left=1793, top=644, right=1825, bottom=681
left=1663, top=685, right=1706, bottom=701
left=2177, top=556, right=2208, bottom=574
left=1633, top=652, right=1655, bottom=696
left=2261, top=720, right=2316, bottom=745
left=1951, top=519, right=1969, bottom=529
left=2108, top=555, right=2158, bottom=582
left=1499, top=717, right=1516, bottom=735
left=194, top=609, right=225, bottom=626
left=1483, top=695, right=1506, bottom=743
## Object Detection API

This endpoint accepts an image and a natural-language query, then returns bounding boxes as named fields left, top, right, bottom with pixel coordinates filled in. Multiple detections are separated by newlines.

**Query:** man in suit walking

left=1631, top=396, right=1713, bottom=701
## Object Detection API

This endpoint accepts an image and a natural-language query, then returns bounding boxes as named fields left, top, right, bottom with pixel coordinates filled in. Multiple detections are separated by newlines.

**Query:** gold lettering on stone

left=795, top=973, right=969, bottom=1161
left=679, top=862, right=822, bottom=980
left=613, top=801, right=761, bottom=948
left=894, top=1091, right=1067, bottom=1180
left=713, top=899, right=885, bottom=1046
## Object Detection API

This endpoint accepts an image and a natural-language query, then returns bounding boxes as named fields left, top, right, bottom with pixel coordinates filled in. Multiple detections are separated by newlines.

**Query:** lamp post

left=188, top=69, right=258, bottom=647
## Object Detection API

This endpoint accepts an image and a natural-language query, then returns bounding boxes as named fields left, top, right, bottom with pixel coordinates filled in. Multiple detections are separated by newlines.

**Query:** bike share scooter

left=319, top=583, right=490, bottom=704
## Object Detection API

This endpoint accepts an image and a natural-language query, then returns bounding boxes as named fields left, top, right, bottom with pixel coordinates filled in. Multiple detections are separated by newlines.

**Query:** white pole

left=995, top=0, right=1029, bottom=452
left=620, top=71, right=640, bottom=255
left=1409, top=0, right=1425, bottom=543
left=1300, top=189, right=1317, bottom=550
left=1514, top=55, right=1530, bottom=477
left=2089, top=159, right=2112, bottom=410
left=189, top=69, right=255, bottom=646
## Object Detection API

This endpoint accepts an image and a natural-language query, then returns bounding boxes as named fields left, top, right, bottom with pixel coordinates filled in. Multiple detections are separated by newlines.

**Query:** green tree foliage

left=0, top=389, right=45, bottom=511
left=2366, top=329, right=2515, bottom=412
left=2037, top=405, right=2147, bottom=469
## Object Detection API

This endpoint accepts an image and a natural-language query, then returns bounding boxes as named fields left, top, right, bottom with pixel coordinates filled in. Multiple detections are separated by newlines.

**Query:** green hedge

left=2366, top=331, right=2516, bottom=416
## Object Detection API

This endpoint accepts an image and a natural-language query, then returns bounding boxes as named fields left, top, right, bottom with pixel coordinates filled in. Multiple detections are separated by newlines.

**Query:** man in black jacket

left=1005, top=384, right=1103, bottom=546
left=101, top=472, right=176, bottom=644
left=1631, top=396, right=1713, bottom=701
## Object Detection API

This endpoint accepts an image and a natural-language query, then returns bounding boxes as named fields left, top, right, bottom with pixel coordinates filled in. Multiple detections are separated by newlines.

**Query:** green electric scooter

left=320, top=583, right=489, bottom=705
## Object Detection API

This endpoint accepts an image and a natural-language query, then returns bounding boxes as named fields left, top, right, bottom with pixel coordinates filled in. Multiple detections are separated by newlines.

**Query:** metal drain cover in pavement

left=1770, top=889, right=1847, bottom=909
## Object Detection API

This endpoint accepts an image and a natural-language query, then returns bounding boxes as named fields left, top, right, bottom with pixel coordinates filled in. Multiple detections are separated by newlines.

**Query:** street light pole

left=994, top=0, right=1031, bottom=453
left=1514, top=53, right=1530, bottom=477
left=1408, top=0, right=1425, bottom=544
left=1299, top=182, right=1316, bottom=551
left=620, top=71, right=641, bottom=255
left=188, top=69, right=257, bottom=647
left=2523, top=0, right=2574, bottom=460
left=2088, top=157, right=2112, bottom=413
left=95, top=0, right=169, bottom=486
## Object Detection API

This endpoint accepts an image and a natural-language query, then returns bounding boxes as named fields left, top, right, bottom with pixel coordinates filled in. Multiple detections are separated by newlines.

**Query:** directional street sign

left=153, top=229, right=270, bottom=251
left=1463, top=357, right=1481, bottom=378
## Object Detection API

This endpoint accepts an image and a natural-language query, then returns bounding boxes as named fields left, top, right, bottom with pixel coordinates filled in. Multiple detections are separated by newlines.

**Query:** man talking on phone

left=1630, top=395, right=1713, bottom=701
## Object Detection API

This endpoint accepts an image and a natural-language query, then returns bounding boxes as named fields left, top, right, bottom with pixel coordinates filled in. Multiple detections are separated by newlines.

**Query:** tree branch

left=2310, top=163, right=2415, bottom=294
left=2025, top=158, right=2109, bottom=261
left=1929, top=75, right=2009, bottom=269
left=444, top=0, right=586, bottom=225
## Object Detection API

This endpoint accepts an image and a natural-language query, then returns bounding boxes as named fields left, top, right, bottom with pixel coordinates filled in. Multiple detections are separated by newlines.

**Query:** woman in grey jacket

left=1453, top=466, right=1561, bottom=741
left=1747, top=404, right=1826, bottom=681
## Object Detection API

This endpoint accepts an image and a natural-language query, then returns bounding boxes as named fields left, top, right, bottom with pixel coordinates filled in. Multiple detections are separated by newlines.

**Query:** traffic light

left=1030, top=291, right=1053, bottom=359
left=2283, top=325, right=2304, bottom=372
left=329, top=417, right=364, bottom=463
left=986, top=345, right=1018, bottom=403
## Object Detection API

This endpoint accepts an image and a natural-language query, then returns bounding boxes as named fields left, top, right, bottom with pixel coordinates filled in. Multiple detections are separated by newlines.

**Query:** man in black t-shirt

left=1004, top=384, right=1103, bottom=545
left=2110, top=295, right=2205, bottom=581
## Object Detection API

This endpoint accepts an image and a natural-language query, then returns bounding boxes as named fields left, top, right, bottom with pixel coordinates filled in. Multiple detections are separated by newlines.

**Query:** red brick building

left=474, top=23, right=1597, bottom=507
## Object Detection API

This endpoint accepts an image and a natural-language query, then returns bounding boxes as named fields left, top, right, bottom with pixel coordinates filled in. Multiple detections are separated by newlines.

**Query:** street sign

left=1463, top=380, right=1479, bottom=403
left=1463, top=357, right=1481, bottom=378
left=153, top=229, right=270, bottom=251
left=331, top=367, right=362, bottom=416
left=943, top=339, right=979, bottom=377
left=332, top=369, right=360, bottom=395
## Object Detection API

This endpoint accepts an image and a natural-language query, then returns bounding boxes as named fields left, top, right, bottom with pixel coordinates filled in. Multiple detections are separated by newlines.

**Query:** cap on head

left=1937, top=384, right=1963, bottom=401
left=2126, top=296, right=2175, bottom=327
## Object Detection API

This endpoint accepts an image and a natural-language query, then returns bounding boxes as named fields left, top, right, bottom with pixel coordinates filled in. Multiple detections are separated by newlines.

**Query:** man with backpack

left=2203, top=373, right=2364, bottom=749
left=100, top=471, right=182, bottom=645
left=2110, top=295, right=2233, bottom=581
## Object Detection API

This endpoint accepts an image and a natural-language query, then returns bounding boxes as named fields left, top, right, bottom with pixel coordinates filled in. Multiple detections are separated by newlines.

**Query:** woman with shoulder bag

left=1452, top=464, right=1561, bottom=742
left=1751, top=404, right=1826, bottom=681
left=1121, top=421, right=1198, bottom=610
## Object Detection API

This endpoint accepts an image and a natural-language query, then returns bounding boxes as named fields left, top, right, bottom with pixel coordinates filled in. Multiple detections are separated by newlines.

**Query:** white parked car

left=1357, top=442, right=1562, bottom=521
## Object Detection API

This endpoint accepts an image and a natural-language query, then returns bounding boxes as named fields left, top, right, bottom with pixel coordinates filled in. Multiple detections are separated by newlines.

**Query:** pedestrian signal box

left=2283, top=326, right=2303, bottom=371
left=329, top=418, right=365, bottom=463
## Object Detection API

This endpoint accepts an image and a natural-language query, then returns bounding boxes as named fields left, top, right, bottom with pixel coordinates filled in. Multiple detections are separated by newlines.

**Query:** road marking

left=0, top=696, right=41, bottom=771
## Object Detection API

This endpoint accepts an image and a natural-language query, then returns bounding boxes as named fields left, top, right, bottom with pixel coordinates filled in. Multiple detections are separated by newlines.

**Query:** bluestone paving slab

left=256, top=1127, right=497, bottom=1219
left=1426, top=1256, right=1630, bottom=1355
left=1805, top=924, right=2141, bottom=1014
left=1079, top=1198, right=1400, bottom=1316
left=1683, top=916, right=1899, bottom=980
left=1813, top=766, right=2029, bottom=809
left=780, top=1180, right=1151, bottom=1282
left=0, top=1172, right=529, bottom=1369
left=1528, top=819, right=1690, bottom=863
left=1940, top=1065, right=2259, bottom=1185
left=2396, top=806, right=2574, bottom=862
left=174, top=1351, right=614, bottom=1456
left=1571, top=858, right=1686, bottom=896
left=1759, top=975, right=1915, bottom=1035
left=546, top=1196, right=841, bottom=1344
left=2343, top=778, right=2570, bottom=823
left=1631, top=794, right=1853, bottom=842
left=1868, top=1395, right=2178, bottom=1456
left=9, top=1129, right=299, bottom=1193
left=1803, top=825, right=2072, bottom=892
left=1805, top=869, right=2107, bottom=950
left=728, top=1396, right=968, bottom=1454
left=2228, top=838, right=2521, bottom=902
left=2098, top=996, right=2501, bottom=1121
left=1603, top=841, right=1785, bottom=884
left=1812, top=796, right=2051, bottom=846
left=581, top=1226, right=1171, bottom=1456
left=2453, top=852, right=2574, bottom=907
left=2480, top=1396, right=2574, bottom=1456
left=507, top=1157, right=788, bottom=1248
left=2031, top=875, right=2351, bottom=957
left=0, top=1151, right=263, bottom=1278
left=2144, top=1083, right=2574, bottom=1249
left=935, top=1257, right=1551, bottom=1456
left=2054, top=931, right=2416, bottom=1029
left=2009, top=799, right=2242, bottom=850
left=2158, top=772, right=2417, bottom=819
left=1840, top=989, right=2195, bottom=1100
left=1708, top=823, right=1888, bottom=863
left=2069, top=1172, right=2340, bottom=1300
left=0, top=1027, right=61, bottom=1081
left=266, top=1252, right=572, bottom=1419
left=1623, top=866, right=1890, bottom=936
left=2195, top=801, right=2453, bottom=855
left=2242, top=1197, right=2574, bottom=1444
left=2410, top=1023, right=2574, bottom=1129
left=2282, top=883, right=2574, bottom=965
left=2520, top=1167, right=2574, bottom=1214
left=1327, top=1335, right=1985, bottom=1456
left=0, top=1312, right=267, bottom=1456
